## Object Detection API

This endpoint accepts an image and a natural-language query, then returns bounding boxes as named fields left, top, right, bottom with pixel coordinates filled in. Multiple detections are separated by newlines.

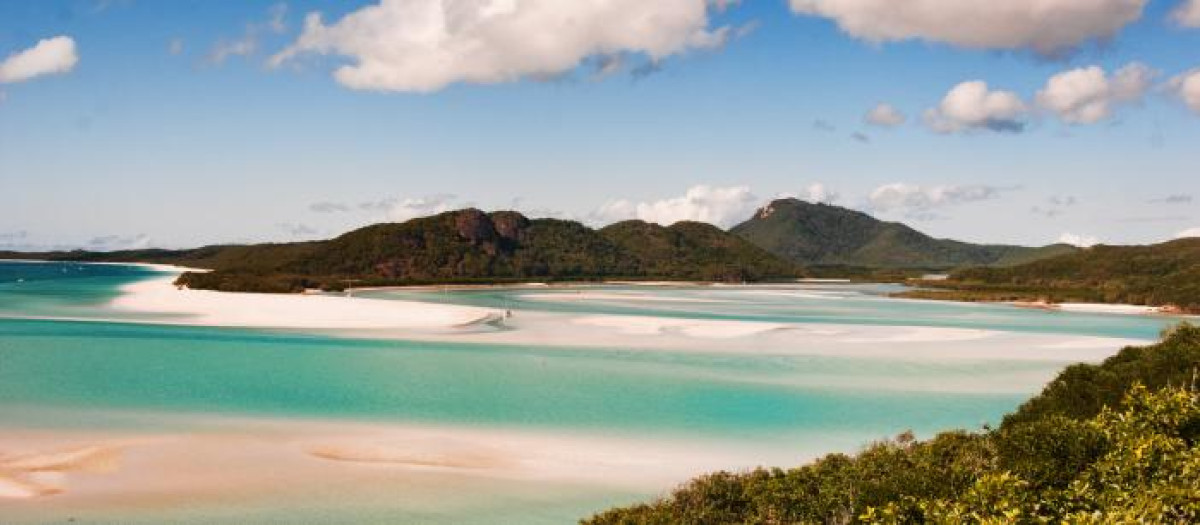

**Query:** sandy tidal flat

left=109, top=274, right=499, bottom=330
left=0, top=413, right=797, bottom=522
left=100, top=271, right=1153, bottom=366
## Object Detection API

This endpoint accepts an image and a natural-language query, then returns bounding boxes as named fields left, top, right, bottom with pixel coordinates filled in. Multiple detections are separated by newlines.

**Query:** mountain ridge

left=730, top=198, right=1076, bottom=268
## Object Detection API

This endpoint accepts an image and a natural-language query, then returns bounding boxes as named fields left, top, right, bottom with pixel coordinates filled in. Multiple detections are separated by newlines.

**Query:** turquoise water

left=365, top=285, right=1172, bottom=340
left=0, top=262, right=1182, bottom=523
left=0, top=261, right=161, bottom=319
left=0, top=318, right=1026, bottom=440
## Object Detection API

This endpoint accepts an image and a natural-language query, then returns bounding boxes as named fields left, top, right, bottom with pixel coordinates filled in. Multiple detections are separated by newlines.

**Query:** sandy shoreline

left=1007, top=300, right=1191, bottom=316
left=0, top=265, right=1134, bottom=363
left=1, top=260, right=1163, bottom=363
left=98, top=274, right=1147, bottom=362
left=108, top=274, right=503, bottom=331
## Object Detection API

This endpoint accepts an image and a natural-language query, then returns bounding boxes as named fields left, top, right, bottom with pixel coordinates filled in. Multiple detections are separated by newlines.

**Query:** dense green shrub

left=920, top=238, right=1200, bottom=313
left=584, top=324, right=1200, bottom=525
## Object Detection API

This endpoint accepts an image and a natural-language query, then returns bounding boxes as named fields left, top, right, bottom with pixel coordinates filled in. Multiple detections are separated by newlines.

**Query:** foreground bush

left=584, top=324, right=1200, bottom=524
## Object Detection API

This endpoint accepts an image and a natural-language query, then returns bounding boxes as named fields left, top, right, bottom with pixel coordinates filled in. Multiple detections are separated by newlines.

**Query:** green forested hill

left=585, top=324, right=1200, bottom=524
left=912, top=238, right=1200, bottom=313
left=599, top=220, right=797, bottom=281
left=730, top=198, right=1075, bottom=268
left=3, top=209, right=800, bottom=292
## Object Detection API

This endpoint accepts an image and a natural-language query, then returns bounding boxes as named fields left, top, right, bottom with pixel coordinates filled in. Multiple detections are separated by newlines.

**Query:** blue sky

left=1, top=0, right=1198, bottom=250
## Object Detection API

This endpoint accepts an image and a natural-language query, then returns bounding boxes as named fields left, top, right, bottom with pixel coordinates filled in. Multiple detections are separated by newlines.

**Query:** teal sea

left=0, top=261, right=1182, bottom=523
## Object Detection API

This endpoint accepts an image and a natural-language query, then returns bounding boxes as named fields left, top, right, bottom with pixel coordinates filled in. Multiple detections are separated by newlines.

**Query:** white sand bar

left=110, top=274, right=500, bottom=331
left=1057, top=302, right=1163, bottom=315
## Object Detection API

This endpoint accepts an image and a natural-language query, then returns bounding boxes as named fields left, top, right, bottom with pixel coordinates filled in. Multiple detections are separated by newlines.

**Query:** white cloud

left=277, top=223, right=319, bottom=237
left=88, top=234, right=153, bottom=251
left=0, top=36, right=78, bottom=84
left=1035, top=63, right=1155, bottom=124
left=1058, top=232, right=1099, bottom=247
left=923, top=81, right=1028, bottom=134
left=376, top=194, right=462, bottom=222
left=1170, top=69, right=1200, bottom=115
left=266, top=2, right=289, bottom=34
left=208, top=38, right=257, bottom=65
left=864, top=103, right=906, bottom=127
left=207, top=3, right=288, bottom=65
left=1176, top=227, right=1200, bottom=239
left=270, top=0, right=730, bottom=92
left=593, top=185, right=759, bottom=228
left=869, top=183, right=1009, bottom=217
left=1173, top=0, right=1200, bottom=27
left=309, top=201, right=351, bottom=213
left=800, top=183, right=839, bottom=204
left=787, top=0, right=1146, bottom=55
left=1032, top=195, right=1078, bottom=218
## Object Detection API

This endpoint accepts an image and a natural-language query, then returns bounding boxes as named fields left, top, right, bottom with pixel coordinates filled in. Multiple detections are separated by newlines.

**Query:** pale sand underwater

left=100, top=271, right=1149, bottom=366
left=0, top=410, right=833, bottom=523
left=0, top=263, right=1184, bottom=523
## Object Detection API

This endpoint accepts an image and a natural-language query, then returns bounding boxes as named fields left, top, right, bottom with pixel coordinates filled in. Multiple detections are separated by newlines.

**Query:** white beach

left=1057, top=302, right=1166, bottom=315
left=109, top=273, right=500, bottom=331
left=89, top=269, right=1154, bottom=367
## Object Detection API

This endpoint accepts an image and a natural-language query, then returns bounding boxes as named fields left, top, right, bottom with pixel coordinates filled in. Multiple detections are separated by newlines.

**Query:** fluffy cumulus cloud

left=1058, top=232, right=1099, bottom=247
left=1170, top=69, right=1200, bottom=115
left=0, top=36, right=78, bottom=84
left=592, top=185, right=759, bottom=228
left=924, top=81, right=1028, bottom=133
left=1036, top=63, right=1156, bottom=124
left=869, top=183, right=1009, bottom=218
left=1173, top=0, right=1200, bottom=27
left=787, top=0, right=1146, bottom=55
left=1177, top=227, right=1200, bottom=239
left=270, top=0, right=730, bottom=92
left=864, top=103, right=906, bottom=127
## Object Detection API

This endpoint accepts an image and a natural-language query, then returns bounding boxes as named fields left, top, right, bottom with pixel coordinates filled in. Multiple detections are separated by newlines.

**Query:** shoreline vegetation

left=893, top=238, right=1200, bottom=315
left=2, top=209, right=805, bottom=293
left=584, top=323, right=1200, bottom=523
left=1, top=209, right=1196, bottom=314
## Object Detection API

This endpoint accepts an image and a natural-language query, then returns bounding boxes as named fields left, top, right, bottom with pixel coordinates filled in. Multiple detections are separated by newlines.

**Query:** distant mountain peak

left=731, top=200, right=1073, bottom=269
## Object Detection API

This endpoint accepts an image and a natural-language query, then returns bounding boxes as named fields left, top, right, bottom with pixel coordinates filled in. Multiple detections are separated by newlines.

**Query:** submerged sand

left=95, top=270, right=1150, bottom=366
left=0, top=411, right=806, bottom=523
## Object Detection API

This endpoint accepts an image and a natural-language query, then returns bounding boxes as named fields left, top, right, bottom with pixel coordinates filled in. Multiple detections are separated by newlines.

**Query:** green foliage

left=166, top=210, right=799, bottom=292
left=729, top=199, right=1072, bottom=269
left=1003, top=323, right=1200, bottom=427
left=935, top=238, right=1200, bottom=313
left=583, top=324, right=1200, bottom=525
left=6, top=209, right=801, bottom=292
left=600, top=220, right=797, bottom=282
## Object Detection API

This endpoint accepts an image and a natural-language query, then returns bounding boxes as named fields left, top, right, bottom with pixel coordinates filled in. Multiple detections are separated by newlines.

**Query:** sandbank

left=108, top=274, right=501, bottom=331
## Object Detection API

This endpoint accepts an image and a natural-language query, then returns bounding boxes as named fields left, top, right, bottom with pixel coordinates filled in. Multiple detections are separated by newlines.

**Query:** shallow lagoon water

left=0, top=262, right=1183, bottom=523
